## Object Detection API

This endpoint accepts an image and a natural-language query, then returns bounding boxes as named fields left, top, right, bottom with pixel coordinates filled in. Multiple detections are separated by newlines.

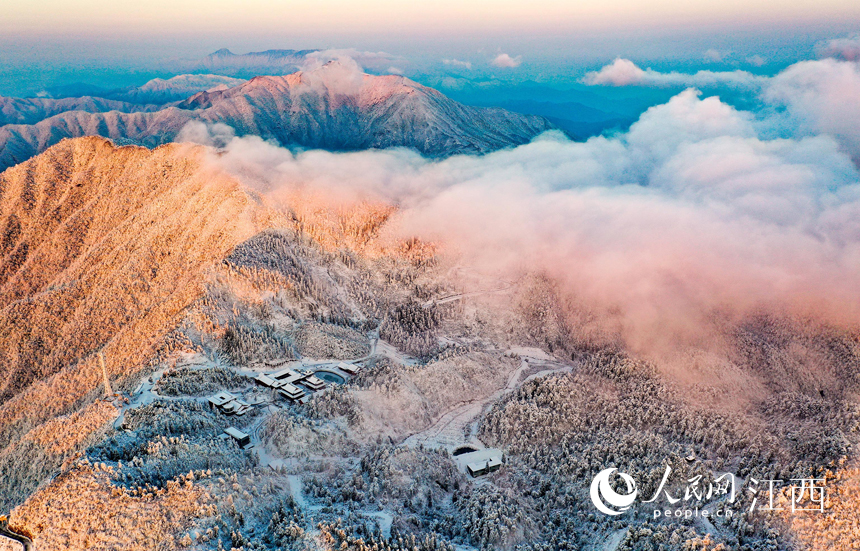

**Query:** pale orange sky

left=5, top=0, right=860, bottom=35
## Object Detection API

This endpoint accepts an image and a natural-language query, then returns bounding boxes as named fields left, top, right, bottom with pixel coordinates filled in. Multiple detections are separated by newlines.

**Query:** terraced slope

left=0, top=137, right=276, bottom=509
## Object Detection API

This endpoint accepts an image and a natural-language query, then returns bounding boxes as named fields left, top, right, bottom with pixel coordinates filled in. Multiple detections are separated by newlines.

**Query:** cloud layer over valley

left=190, top=57, right=860, bottom=363
left=583, top=58, right=766, bottom=89
left=586, top=56, right=860, bottom=161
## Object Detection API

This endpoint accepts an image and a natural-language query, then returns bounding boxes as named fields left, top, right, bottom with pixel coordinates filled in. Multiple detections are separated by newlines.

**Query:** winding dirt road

left=401, top=349, right=575, bottom=450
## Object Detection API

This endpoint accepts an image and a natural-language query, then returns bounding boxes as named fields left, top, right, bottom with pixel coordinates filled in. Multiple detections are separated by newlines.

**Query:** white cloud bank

left=443, top=59, right=473, bottom=70
left=584, top=56, right=860, bottom=162
left=765, top=58, right=860, bottom=161
left=583, top=58, right=765, bottom=89
left=703, top=49, right=725, bottom=63
left=491, top=53, right=522, bottom=68
left=303, top=48, right=405, bottom=75
left=747, top=55, right=766, bottom=67
left=817, top=35, right=860, bottom=61
left=190, top=66, right=860, bottom=356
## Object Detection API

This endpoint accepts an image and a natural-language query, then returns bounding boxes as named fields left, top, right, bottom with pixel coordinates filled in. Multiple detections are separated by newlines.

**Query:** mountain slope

left=2, top=139, right=860, bottom=550
left=0, top=95, right=161, bottom=126
left=185, top=48, right=318, bottom=74
left=180, top=65, right=557, bottom=154
left=0, top=108, right=195, bottom=169
left=102, top=74, right=247, bottom=104
left=0, top=137, right=274, bottom=455
left=0, top=75, right=247, bottom=129
left=0, top=62, right=556, bottom=169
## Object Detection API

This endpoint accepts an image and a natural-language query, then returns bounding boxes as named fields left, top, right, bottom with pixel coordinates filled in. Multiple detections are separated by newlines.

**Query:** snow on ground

left=403, top=354, right=575, bottom=451
left=506, top=346, right=555, bottom=361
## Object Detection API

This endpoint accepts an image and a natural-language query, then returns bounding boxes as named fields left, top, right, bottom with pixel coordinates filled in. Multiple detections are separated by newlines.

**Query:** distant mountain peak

left=136, top=74, right=246, bottom=92
left=202, top=48, right=319, bottom=61
left=0, top=67, right=556, bottom=169
left=187, top=49, right=319, bottom=76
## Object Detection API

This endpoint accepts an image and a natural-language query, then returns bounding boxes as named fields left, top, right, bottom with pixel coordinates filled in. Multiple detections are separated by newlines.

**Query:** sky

left=2, top=0, right=860, bottom=99
left=5, top=0, right=860, bottom=36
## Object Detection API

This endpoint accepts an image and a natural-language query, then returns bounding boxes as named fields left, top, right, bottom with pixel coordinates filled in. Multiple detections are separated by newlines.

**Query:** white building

left=209, top=391, right=252, bottom=415
left=454, top=448, right=504, bottom=478
left=269, top=368, right=304, bottom=384
left=254, top=374, right=278, bottom=387
left=336, top=362, right=358, bottom=375
left=209, top=391, right=235, bottom=409
left=224, top=426, right=251, bottom=449
left=301, top=374, right=326, bottom=391
left=279, top=383, right=305, bottom=401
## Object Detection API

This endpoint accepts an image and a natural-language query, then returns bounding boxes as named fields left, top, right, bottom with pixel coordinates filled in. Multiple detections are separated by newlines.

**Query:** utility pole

left=99, top=352, right=112, bottom=398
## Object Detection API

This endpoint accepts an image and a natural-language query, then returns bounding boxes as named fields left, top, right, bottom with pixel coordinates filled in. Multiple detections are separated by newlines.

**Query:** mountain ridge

left=0, top=95, right=162, bottom=126
left=103, top=74, right=247, bottom=104
left=0, top=63, right=556, bottom=170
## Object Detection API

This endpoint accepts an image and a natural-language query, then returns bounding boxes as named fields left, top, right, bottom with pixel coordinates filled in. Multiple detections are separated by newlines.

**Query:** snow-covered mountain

left=4, top=138, right=859, bottom=551
left=104, top=74, right=247, bottom=104
left=0, top=95, right=161, bottom=126
left=186, top=48, right=318, bottom=74
left=0, top=62, right=555, bottom=170
left=0, top=75, right=247, bottom=127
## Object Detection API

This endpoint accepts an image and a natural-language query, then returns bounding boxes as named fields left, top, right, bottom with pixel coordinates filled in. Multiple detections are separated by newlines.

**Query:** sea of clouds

left=187, top=44, right=860, bottom=358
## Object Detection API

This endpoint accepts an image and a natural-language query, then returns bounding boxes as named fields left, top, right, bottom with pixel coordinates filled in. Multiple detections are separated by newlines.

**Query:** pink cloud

left=584, top=58, right=647, bottom=86
left=817, top=35, right=860, bottom=61
left=491, top=53, right=522, bottom=68
left=203, top=84, right=860, bottom=360
left=584, top=58, right=764, bottom=89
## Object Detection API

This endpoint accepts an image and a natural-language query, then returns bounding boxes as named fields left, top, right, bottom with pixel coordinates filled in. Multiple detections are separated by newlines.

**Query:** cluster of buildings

left=210, top=361, right=362, bottom=451
left=254, top=367, right=327, bottom=402
left=208, top=391, right=253, bottom=415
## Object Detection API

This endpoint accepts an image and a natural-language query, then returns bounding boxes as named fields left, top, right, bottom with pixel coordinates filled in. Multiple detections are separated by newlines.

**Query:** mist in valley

left=2, top=33, right=860, bottom=551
